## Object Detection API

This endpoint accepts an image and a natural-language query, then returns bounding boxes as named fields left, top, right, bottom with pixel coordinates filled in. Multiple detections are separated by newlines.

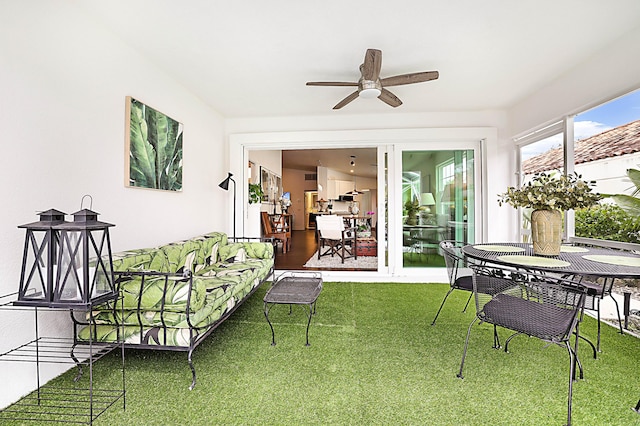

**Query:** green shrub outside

left=575, top=204, right=640, bottom=243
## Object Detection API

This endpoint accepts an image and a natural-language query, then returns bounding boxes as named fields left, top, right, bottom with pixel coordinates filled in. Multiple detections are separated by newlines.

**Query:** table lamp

left=421, top=192, right=436, bottom=213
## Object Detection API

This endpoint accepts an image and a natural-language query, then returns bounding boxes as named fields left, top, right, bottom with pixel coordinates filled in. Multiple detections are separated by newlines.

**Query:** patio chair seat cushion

left=455, top=275, right=473, bottom=291
left=481, top=293, right=575, bottom=342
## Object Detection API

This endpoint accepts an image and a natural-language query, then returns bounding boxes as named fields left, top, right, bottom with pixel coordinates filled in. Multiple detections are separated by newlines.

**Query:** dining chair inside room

left=457, top=264, right=587, bottom=426
left=316, top=215, right=357, bottom=263
left=261, top=211, right=290, bottom=253
left=431, top=240, right=473, bottom=326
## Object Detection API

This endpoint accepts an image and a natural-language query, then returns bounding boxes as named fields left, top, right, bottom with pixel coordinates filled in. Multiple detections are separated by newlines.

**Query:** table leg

left=304, top=304, right=313, bottom=347
left=264, top=303, right=276, bottom=346
left=573, top=321, right=581, bottom=382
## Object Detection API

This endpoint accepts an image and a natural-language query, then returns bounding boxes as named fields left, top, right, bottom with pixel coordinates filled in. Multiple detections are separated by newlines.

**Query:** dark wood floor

left=274, top=229, right=318, bottom=270
left=274, top=229, right=373, bottom=271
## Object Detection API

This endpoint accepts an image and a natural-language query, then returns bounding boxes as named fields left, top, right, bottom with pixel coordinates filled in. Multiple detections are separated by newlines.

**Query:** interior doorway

left=304, top=190, right=318, bottom=230
left=248, top=147, right=379, bottom=271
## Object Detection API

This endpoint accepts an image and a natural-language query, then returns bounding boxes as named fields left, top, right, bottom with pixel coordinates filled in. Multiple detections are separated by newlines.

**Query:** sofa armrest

left=218, top=241, right=275, bottom=263
left=113, top=270, right=206, bottom=313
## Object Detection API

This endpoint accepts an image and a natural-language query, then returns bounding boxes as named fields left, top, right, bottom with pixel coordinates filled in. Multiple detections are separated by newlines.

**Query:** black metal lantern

left=15, top=209, right=67, bottom=306
left=52, top=209, right=116, bottom=307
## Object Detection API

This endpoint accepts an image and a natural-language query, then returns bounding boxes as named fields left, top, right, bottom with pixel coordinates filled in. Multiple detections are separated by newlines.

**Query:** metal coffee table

left=263, top=271, right=323, bottom=346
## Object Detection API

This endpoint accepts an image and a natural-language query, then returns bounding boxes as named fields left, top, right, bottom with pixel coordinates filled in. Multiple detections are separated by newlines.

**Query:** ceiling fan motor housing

left=358, top=78, right=382, bottom=98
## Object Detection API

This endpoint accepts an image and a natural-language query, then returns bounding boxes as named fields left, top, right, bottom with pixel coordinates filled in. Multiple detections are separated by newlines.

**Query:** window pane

left=402, top=150, right=474, bottom=268
left=519, top=133, right=564, bottom=242
left=573, top=90, right=640, bottom=244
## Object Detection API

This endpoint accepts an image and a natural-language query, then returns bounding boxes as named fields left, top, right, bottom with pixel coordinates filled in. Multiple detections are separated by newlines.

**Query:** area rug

left=303, top=251, right=377, bottom=269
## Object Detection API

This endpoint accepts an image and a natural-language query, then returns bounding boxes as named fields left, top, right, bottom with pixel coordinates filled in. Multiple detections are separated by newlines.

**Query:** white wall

left=509, top=26, right=640, bottom=137
left=0, top=2, right=226, bottom=408
left=578, top=153, right=640, bottom=195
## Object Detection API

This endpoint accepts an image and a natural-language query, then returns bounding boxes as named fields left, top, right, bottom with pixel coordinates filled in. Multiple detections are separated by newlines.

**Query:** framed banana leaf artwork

left=125, top=96, right=183, bottom=191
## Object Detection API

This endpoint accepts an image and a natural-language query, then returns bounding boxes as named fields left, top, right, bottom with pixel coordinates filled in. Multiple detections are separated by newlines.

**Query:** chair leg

left=462, top=292, right=473, bottom=313
left=565, top=341, right=577, bottom=426
left=431, top=288, right=455, bottom=326
left=503, top=331, right=522, bottom=353
left=608, top=293, right=624, bottom=334
left=577, top=333, right=597, bottom=360
left=492, top=325, right=501, bottom=349
left=457, top=317, right=478, bottom=379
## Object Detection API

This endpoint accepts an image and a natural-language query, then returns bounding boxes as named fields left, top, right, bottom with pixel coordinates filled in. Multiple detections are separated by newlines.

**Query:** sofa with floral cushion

left=73, top=232, right=274, bottom=389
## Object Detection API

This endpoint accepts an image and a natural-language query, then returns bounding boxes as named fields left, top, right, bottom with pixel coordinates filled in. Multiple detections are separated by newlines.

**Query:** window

left=572, top=90, right=640, bottom=244
left=517, top=129, right=564, bottom=242
left=516, top=89, right=640, bottom=246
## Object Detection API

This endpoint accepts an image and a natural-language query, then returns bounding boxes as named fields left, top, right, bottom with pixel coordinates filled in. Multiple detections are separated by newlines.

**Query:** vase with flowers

left=404, top=198, right=420, bottom=225
left=498, top=171, right=601, bottom=255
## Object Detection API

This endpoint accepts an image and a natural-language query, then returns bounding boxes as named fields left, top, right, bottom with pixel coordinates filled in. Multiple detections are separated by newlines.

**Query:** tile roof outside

left=522, top=120, right=640, bottom=174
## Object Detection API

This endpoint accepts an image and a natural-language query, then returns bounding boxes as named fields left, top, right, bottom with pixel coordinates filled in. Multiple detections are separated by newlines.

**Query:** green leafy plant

left=404, top=197, right=420, bottom=223
left=128, top=98, right=183, bottom=191
left=498, top=171, right=601, bottom=211
left=601, top=167, right=640, bottom=217
left=248, top=183, right=264, bottom=204
left=357, top=223, right=370, bottom=232
left=575, top=204, right=640, bottom=243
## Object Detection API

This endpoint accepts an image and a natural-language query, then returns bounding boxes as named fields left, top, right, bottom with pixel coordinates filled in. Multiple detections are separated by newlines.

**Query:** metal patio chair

left=457, top=264, right=587, bottom=426
left=431, top=240, right=473, bottom=325
left=569, top=273, right=624, bottom=354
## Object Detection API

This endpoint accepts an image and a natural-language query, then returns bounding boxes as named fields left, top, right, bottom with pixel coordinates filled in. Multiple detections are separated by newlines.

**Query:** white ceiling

left=72, top=1, right=640, bottom=179
left=75, top=0, right=640, bottom=118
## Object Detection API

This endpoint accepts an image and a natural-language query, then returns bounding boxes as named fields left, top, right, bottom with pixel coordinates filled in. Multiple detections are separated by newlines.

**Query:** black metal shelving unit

left=0, top=294, right=125, bottom=424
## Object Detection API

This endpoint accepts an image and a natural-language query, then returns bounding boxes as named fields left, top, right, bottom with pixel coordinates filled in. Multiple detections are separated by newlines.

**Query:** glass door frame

left=230, top=127, right=492, bottom=280
left=390, top=141, right=483, bottom=277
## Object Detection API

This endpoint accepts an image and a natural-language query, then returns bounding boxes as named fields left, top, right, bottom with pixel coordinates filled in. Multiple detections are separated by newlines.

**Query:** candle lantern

left=52, top=209, right=116, bottom=307
left=15, top=209, right=67, bottom=306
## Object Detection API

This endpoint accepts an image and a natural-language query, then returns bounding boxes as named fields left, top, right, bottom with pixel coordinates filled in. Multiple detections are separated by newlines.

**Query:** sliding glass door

left=401, top=149, right=475, bottom=268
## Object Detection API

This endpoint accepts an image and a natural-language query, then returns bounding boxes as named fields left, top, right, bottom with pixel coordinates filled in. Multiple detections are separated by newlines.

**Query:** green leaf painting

left=126, top=97, right=183, bottom=191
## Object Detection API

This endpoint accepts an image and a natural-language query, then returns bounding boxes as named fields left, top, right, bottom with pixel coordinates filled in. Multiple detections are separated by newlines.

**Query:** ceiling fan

left=306, top=48, right=439, bottom=110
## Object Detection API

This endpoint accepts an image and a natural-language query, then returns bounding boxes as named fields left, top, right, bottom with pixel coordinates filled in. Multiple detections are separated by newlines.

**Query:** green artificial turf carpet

left=5, top=282, right=640, bottom=425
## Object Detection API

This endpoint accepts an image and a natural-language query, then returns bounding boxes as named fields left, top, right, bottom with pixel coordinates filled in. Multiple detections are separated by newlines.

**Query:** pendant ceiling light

left=347, top=156, right=362, bottom=195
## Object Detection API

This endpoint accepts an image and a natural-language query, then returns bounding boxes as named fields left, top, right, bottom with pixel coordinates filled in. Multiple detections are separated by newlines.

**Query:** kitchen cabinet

left=327, top=179, right=354, bottom=199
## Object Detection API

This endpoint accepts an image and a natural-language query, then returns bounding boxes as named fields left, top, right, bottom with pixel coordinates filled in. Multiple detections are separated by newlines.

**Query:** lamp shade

left=218, top=172, right=233, bottom=190
left=218, top=172, right=237, bottom=240
left=421, top=192, right=436, bottom=206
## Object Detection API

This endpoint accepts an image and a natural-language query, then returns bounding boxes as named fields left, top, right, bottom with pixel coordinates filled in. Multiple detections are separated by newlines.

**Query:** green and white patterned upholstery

left=77, top=232, right=274, bottom=348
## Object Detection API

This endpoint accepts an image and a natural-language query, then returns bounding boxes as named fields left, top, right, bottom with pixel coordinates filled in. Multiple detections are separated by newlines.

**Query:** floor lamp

left=218, top=172, right=236, bottom=240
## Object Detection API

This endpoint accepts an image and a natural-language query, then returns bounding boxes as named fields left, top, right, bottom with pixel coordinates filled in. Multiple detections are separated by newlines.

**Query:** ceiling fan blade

left=378, top=88, right=402, bottom=108
left=306, top=81, right=358, bottom=87
left=380, top=71, right=439, bottom=87
left=362, top=49, right=382, bottom=81
left=333, top=91, right=360, bottom=109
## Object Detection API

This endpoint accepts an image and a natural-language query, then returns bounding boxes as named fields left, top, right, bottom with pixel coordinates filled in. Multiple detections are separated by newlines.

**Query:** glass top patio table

left=462, top=243, right=640, bottom=279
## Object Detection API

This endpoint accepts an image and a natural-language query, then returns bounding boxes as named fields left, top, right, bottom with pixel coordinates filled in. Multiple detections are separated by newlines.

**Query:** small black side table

left=263, top=271, right=323, bottom=346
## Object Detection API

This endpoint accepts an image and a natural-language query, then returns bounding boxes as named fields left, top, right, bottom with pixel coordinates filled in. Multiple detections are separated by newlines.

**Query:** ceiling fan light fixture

left=359, top=87, right=381, bottom=99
